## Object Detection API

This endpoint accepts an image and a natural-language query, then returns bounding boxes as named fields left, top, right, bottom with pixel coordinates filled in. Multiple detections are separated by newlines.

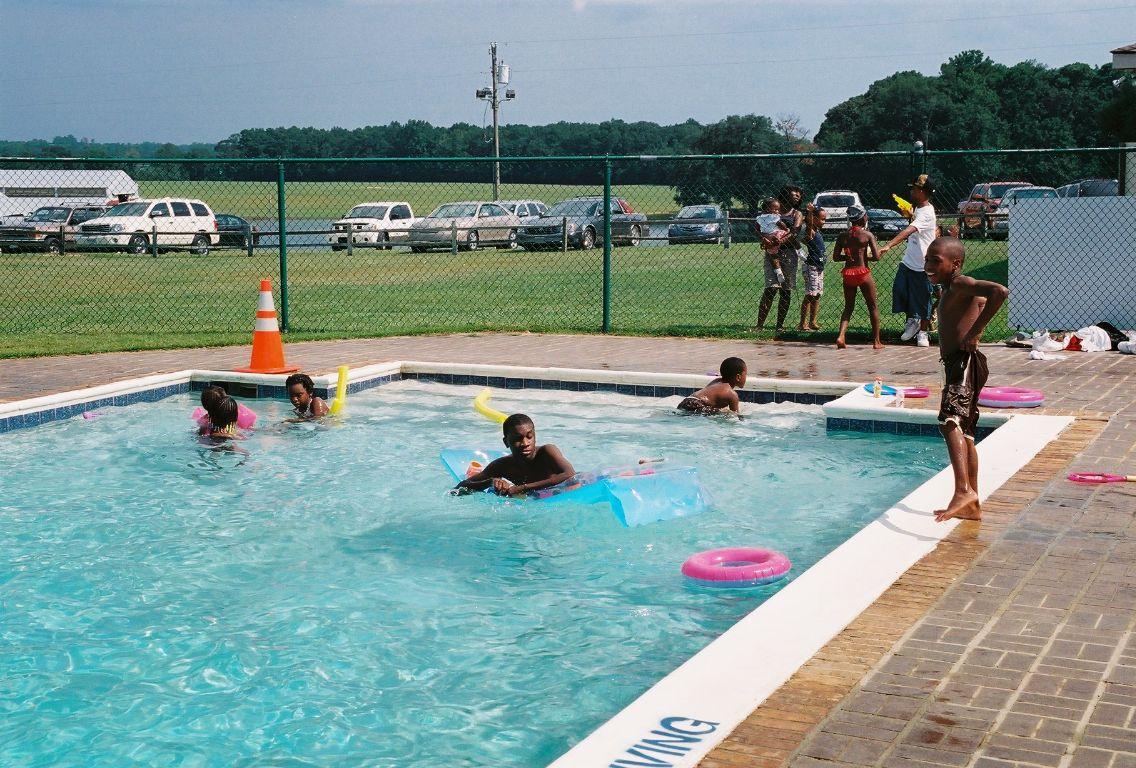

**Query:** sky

left=1, top=0, right=1132, bottom=145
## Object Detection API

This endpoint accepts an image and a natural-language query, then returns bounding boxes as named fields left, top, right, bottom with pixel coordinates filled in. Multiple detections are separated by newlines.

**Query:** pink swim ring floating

left=191, top=404, right=258, bottom=429
left=978, top=386, right=1044, bottom=409
left=681, top=547, right=791, bottom=587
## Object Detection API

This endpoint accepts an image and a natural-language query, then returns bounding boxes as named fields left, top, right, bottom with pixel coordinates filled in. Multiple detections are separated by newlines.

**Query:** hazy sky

left=1, top=0, right=1131, bottom=145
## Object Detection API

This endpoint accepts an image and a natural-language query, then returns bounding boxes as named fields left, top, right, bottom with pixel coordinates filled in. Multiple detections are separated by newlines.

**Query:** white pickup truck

left=328, top=202, right=417, bottom=250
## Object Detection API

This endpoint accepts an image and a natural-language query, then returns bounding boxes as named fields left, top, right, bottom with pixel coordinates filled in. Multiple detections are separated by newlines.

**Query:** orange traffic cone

left=233, top=279, right=299, bottom=374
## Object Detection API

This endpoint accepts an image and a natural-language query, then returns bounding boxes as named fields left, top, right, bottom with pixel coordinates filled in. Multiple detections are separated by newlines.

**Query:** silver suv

left=0, top=204, right=107, bottom=254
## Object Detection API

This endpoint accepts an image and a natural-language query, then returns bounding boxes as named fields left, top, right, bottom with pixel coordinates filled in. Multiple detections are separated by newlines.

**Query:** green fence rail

left=0, top=147, right=1131, bottom=356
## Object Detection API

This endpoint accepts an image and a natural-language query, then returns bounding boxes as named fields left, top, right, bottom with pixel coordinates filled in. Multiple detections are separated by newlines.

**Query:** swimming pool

left=0, top=381, right=945, bottom=767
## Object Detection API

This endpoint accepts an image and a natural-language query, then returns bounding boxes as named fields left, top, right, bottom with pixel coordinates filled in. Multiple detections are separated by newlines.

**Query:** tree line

left=4, top=51, right=1131, bottom=208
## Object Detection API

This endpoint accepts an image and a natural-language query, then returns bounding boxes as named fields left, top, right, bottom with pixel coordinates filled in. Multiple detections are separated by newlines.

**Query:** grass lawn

left=0, top=234, right=1012, bottom=358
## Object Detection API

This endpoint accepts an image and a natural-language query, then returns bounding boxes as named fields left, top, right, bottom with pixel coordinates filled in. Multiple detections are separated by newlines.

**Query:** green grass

left=0, top=234, right=1012, bottom=358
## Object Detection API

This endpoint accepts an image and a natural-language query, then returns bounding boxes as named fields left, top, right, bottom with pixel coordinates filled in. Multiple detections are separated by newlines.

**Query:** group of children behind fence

left=756, top=199, right=882, bottom=348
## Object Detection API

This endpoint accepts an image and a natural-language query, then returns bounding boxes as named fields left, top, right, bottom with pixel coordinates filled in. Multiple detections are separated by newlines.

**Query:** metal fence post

left=450, top=221, right=458, bottom=254
left=58, top=224, right=66, bottom=255
left=276, top=161, right=289, bottom=332
left=602, top=157, right=612, bottom=333
left=561, top=216, right=568, bottom=253
left=151, top=223, right=158, bottom=258
left=723, top=210, right=730, bottom=250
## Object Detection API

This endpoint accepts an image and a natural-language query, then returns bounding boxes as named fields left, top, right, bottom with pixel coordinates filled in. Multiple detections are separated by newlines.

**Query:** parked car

left=328, top=202, right=417, bottom=251
left=956, top=181, right=1031, bottom=238
left=75, top=198, right=219, bottom=255
left=0, top=204, right=106, bottom=254
left=407, top=201, right=520, bottom=252
left=1056, top=178, right=1119, bottom=198
left=989, top=186, right=1058, bottom=238
left=667, top=204, right=724, bottom=244
left=215, top=214, right=260, bottom=249
left=811, top=190, right=863, bottom=235
left=517, top=195, right=648, bottom=251
left=866, top=208, right=908, bottom=237
left=497, top=200, right=548, bottom=222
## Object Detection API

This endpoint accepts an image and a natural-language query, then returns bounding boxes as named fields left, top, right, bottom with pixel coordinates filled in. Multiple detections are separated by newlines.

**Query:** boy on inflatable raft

left=452, top=413, right=575, bottom=497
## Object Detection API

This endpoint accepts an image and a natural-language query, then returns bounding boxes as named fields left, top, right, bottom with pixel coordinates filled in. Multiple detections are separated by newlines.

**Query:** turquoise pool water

left=0, top=381, right=943, bottom=767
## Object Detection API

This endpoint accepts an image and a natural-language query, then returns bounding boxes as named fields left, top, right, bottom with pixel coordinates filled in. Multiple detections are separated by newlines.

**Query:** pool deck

left=5, top=333, right=1135, bottom=768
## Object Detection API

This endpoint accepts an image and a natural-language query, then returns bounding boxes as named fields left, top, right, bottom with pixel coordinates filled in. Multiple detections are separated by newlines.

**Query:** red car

left=956, top=181, right=1031, bottom=238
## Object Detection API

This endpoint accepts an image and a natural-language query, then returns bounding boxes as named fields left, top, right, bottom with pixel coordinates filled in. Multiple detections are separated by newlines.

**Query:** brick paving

left=4, top=333, right=1135, bottom=767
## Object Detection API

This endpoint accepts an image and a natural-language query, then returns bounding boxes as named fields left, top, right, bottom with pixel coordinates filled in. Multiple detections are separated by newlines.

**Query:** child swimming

left=676, top=356, right=746, bottom=416
left=286, top=373, right=329, bottom=420
left=453, top=413, right=575, bottom=497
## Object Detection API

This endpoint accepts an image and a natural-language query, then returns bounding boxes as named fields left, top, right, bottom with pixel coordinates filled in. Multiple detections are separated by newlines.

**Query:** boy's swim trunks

left=841, top=266, right=870, bottom=287
left=677, top=396, right=719, bottom=414
left=937, top=349, right=989, bottom=439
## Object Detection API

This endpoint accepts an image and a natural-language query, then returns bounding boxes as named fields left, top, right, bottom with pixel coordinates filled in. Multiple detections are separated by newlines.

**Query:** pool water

left=0, top=382, right=943, bottom=767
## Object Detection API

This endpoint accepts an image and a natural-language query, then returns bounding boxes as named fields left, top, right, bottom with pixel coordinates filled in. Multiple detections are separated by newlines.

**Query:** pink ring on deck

left=978, top=386, right=1044, bottom=409
left=681, top=547, right=791, bottom=586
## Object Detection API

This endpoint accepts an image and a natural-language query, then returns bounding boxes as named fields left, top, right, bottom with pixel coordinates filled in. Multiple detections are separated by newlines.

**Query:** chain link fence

left=0, top=148, right=1131, bottom=357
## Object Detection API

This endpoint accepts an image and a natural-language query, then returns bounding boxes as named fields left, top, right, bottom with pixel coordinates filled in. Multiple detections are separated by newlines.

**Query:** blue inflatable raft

left=440, top=448, right=710, bottom=527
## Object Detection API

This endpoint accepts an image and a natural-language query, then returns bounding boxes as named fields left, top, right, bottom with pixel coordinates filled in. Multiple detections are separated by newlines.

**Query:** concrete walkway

left=5, top=333, right=1135, bottom=767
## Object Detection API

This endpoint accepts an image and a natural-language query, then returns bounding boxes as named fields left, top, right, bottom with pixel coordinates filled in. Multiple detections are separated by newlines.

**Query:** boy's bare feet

left=808, top=323, right=821, bottom=331
left=934, top=489, right=981, bottom=522
left=873, top=340, right=884, bottom=349
left=836, top=337, right=846, bottom=349
left=797, top=323, right=810, bottom=331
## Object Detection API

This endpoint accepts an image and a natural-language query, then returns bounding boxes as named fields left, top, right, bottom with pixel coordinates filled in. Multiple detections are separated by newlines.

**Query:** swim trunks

left=842, top=266, right=870, bottom=287
left=677, top=396, right=719, bottom=414
left=937, top=349, right=989, bottom=439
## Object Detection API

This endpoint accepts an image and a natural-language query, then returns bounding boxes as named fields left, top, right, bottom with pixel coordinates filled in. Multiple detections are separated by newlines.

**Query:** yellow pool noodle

left=329, top=365, right=349, bottom=415
left=892, top=194, right=914, bottom=219
left=473, top=388, right=507, bottom=424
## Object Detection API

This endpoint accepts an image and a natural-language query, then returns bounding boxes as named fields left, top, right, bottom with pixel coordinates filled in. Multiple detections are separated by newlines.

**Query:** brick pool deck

left=5, top=333, right=1134, bottom=767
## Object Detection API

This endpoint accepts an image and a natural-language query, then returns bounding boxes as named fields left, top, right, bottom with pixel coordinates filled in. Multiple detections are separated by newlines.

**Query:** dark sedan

left=866, top=208, right=908, bottom=237
left=667, top=205, right=724, bottom=244
left=216, top=214, right=260, bottom=248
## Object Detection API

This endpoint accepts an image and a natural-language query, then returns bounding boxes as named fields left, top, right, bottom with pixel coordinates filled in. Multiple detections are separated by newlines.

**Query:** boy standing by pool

left=676, top=357, right=747, bottom=416
left=924, top=237, right=1008, bottom=523
left=454, top=414, right=576, bottom=497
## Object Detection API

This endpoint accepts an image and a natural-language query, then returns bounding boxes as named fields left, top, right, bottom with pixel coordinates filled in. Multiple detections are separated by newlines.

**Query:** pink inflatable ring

left=681, top=547, right=791, bottom=587
left=978, top=386, right=1044, bottom=409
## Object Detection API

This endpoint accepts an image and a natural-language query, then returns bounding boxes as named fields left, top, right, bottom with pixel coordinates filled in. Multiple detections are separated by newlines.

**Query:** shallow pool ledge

left=548, top=409, right=1071, bottom=768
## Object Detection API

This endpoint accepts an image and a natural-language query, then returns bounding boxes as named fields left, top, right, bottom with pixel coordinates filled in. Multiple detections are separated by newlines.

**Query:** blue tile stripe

left=826, top=417, right=995, bottom=442
left=2, top=371, right=843, bottom=434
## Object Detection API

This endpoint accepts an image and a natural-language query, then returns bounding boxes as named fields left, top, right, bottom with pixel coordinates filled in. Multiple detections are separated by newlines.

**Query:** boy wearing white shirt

left=880, top=174, right=938, bottom=346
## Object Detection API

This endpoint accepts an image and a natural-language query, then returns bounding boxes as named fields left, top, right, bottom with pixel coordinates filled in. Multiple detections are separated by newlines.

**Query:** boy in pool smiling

left=454, top=413, right=575, bottom=497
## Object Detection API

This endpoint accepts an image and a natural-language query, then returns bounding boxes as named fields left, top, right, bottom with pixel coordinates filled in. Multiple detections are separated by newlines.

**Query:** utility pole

left=476, top=42, right=515, bottom=200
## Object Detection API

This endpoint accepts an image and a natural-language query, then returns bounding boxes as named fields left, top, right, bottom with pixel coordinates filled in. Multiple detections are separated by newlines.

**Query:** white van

left=75, top=198, right=219, bottom=255
left=811, top=190, right=864, bottom=235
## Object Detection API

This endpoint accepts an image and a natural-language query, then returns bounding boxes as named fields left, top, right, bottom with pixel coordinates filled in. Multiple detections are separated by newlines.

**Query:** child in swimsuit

left=196, top=384, right=226, bottom=435
left=832, top=205, right=883, bottom=350
left=923, top=237, right=1008, bottom=523
left=676, top=356, right=746, bottom=417
left=453, top=413, right=576, bottom=497
left=286, top=373, right=329, bottom=420
left=201, top=395, right=249, bottom=454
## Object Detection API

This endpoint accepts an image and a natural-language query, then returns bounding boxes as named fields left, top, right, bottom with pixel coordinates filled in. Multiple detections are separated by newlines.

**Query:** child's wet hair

left=200, top=385, right=225, bottom=410
left=285, top=373, right=315, bottom=393
left=502, top=413, right=534, bottom=437
left=211, top=395, right=239, bottom=429
left=720, top=357, right=746, bottom=380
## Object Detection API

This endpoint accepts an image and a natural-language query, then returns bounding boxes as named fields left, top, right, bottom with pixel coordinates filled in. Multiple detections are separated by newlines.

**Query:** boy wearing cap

left=879, top=175, right=938, bottom=347
left=833, top=206, right=883, bottom=349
